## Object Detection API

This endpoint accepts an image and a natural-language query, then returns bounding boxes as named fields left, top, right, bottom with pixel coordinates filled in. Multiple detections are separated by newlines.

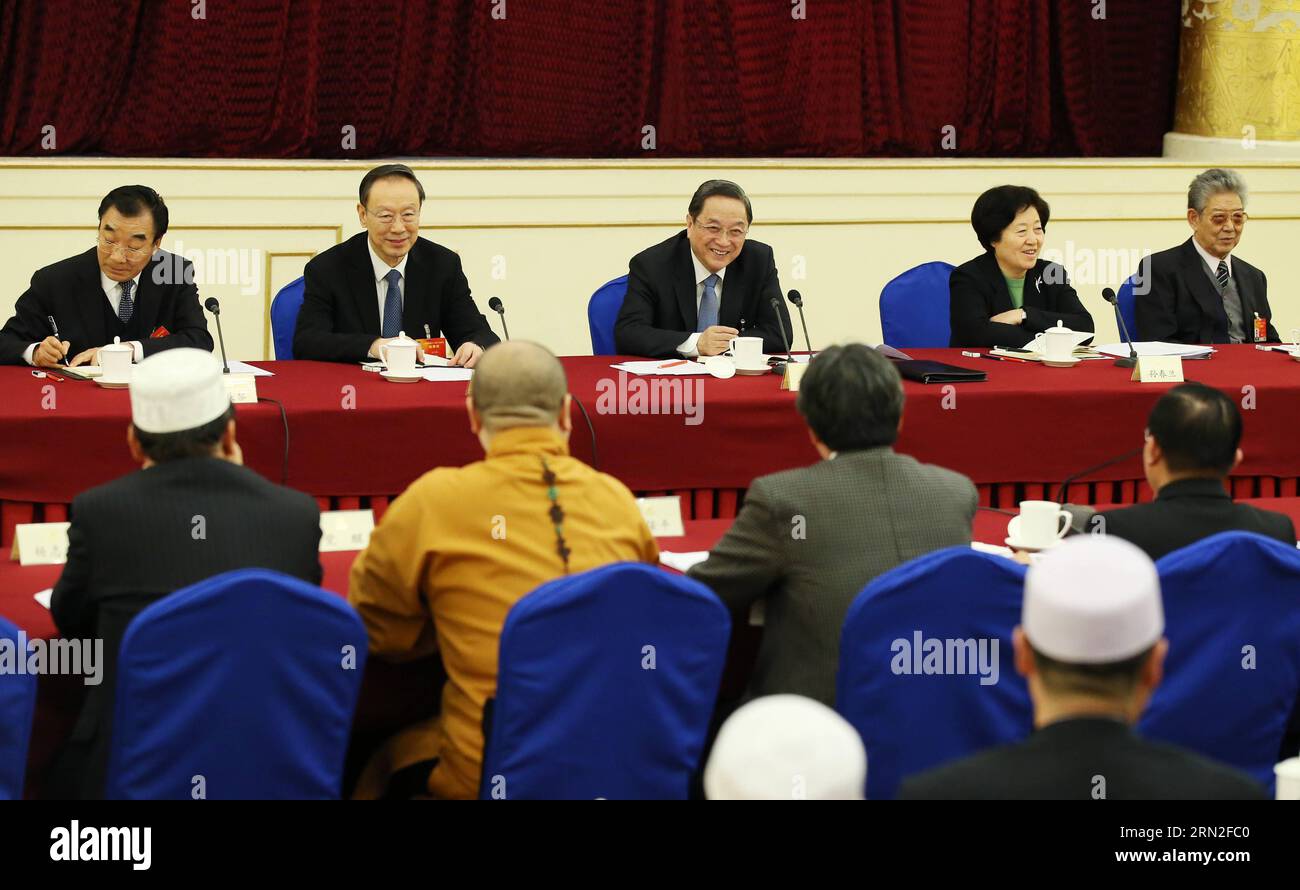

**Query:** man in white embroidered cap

left=899, top=536, right=1265, bottom=800
left=704, top=694, right=867, bottom=800
left=46, top=348, right=322, bottom=800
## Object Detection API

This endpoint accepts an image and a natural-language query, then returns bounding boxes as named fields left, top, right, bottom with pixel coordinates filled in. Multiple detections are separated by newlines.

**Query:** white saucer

left=702, top=356, right=736, bottom=379
left=94, top=378, right=129, bottom=389
left=381, top=369, right=423, bottom=383
left=1041, top=356, right=1082, bottom=368
left=1004, top=536, right=1060, bottom=553
left=735, top=365, right=770, bottom=376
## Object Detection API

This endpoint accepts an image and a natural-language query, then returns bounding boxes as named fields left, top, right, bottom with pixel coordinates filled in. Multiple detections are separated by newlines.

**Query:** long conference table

left=2, top=346, right=1299, bottom=546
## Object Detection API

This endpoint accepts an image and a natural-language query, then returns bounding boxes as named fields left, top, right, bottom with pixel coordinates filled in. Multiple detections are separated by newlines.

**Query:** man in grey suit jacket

left=688, top=344, right=978, bottom=706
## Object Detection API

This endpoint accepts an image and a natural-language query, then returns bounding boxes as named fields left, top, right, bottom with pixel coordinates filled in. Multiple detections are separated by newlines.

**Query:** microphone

left=787, top=289, right=813, bottom=354
left=488, top=297, right=510, bottom=341
left=1054, top=445, right=1144, bottom=504
left=204, top=297, right=230, bottom=373
left=1103, top=287, right=1138, bottom=369
left=769, top=296, right=793, bottom=372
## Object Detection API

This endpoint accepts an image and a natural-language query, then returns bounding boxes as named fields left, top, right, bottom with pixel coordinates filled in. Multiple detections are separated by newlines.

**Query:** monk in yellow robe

left=348, top=340, right=659, bottom=799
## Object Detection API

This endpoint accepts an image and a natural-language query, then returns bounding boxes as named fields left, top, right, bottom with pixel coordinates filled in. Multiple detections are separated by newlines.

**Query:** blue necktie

left=381, top=269, right=402, bottom=338
left=696, top=273, right=719, bottom=331
left=118, top=279, right=135, bottom=324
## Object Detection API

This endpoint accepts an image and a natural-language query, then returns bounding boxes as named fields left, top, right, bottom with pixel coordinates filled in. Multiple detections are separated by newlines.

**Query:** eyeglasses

left=96, top=235, right=151, bottom=258
left=694, top=222, right=748, bottom=239
left=367, top=209, right=420, bottom=226
left=1206, top=212, right=1248, bottom=228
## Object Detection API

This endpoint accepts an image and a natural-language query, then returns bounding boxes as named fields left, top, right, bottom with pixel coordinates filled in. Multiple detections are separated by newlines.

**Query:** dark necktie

left=118, top=279, right=135, bottom=324
left=1216, top=260, right=1230, bottom=291
left=381, top=269, right=402, bottom=338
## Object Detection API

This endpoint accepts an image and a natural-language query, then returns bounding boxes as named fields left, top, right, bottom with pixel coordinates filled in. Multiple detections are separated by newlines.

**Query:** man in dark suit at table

left=0, top=185, right=213, bottom=367
left=46, top=348, right=322, bottom=799
left=687, top=343, right=977, bottom=706
left=1133, top=168, right=1280, bottom=345
left=899, top=536, right=1265, bottom=800
left=614, top=179, right=794, bottom=359
left=1068, top=383, right=1295, bottom=561
left=293, top=163, right=499, bottom=366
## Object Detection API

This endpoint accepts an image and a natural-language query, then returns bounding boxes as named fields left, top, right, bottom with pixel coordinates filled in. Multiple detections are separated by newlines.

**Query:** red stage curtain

left=0, top=1, right=1180, bottom=158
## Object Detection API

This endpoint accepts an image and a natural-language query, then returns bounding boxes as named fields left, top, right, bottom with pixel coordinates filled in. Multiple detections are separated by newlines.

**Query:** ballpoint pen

left=46, top=315, right=70, bottom=365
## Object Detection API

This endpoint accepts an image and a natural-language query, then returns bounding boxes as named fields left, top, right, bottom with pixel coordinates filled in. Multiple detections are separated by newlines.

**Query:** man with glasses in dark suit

left=0, top=185, right=213, bottom=366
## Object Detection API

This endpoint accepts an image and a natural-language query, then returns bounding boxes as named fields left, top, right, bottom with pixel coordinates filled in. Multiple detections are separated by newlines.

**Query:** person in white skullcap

left=48, top=348, right=322, bottom=800
left=899, top=536, right=1265, bottom=800
left=704, top=695, right=866, bottom=800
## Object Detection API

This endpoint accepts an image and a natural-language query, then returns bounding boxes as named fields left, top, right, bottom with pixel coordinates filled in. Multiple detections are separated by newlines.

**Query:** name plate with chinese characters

left=636, top=496, right=685, bottom=537
left=12, top=522, right=70, bottom=566
left=1131, top=355, right=1184, bottom=384
left=319, top=510, right=375, bottom=552
left=224, top=373, right=259, bottom=404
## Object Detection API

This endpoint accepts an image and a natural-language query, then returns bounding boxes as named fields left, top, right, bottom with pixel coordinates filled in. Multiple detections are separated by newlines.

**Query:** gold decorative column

left=1164, top=0, right=1300, bottom=158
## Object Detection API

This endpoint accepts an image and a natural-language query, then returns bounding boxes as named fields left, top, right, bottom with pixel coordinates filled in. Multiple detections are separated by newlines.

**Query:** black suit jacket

left=948, top=252, right=1095, bottom=348
left=614, top=231, right=794, bottom=358
left=293, top=232, right=499, bottom=363
left=1096, top=477, right=1295, bottom=562
left=898, top=717, right=1266, bottom=800
left=48, top=458, right=322, bottom=799
left=1134, top=238, right=1279, bottom=344
left=0, top=248, right=213, bottom=365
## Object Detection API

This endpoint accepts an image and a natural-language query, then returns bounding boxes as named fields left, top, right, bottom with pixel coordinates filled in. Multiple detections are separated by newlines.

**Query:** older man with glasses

left=1132, top=168, right=1280, bottom=345
left=0, top=185, right=213, bottom=367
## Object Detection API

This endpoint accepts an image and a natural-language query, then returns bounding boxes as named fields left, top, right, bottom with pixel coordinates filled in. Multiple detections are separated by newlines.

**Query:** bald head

left=469, top=341, right=568, bottom=432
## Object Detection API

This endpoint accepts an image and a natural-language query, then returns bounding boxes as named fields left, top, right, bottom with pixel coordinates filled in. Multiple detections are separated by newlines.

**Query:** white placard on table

left=12, top=522, right=70, bottom=566
left=224, top=373, right=259, bottom=404
left=637, top=496, right=685, bottom=537
left=1131, top=355, right=1184, bottom=384
left=319, top=509, right=375, bottom=552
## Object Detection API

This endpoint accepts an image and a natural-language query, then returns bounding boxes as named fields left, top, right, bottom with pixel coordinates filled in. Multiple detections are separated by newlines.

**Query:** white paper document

left=421, top=367, right=474, bottom=382
left=34, top=588, right=53, bottom=610
left=659, top=550, right=709, bottom=573
left=610, top=360, right=711, bottom=376
left=1096, top=342, right=1214, bottom=359
left=222, top=360, right=275, bottom=377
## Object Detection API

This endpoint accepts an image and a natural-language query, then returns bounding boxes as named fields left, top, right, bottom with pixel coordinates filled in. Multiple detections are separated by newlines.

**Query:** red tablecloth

left=3, top=347, right=1298, bottom=543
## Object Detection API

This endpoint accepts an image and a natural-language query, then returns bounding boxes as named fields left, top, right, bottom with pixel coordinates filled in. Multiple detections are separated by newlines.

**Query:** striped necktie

left=1216, top=260, right=1230, bottom=291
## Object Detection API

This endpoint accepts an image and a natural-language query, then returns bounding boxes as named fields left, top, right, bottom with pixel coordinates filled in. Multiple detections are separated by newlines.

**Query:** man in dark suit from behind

left=614, top=179, right=794, bottom=359
left=899, top=536, right=1265, bottom=800
left=688, top=344, right=978, bottom=706
left=1133, top=168, right=1279, bottom=344
left=1073, top=382, right=1295, bottom=561
left=293, top=163, right=499, bottom=366
left=0, top=185, right=213, bottom=367
left=47, top=348, right=323, bottom=799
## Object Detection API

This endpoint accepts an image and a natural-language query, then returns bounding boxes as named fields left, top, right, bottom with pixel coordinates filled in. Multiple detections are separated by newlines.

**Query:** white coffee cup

left=1010, top=500, right=1071, bottom=548
left=98, top=336, right=134, bottom=383
left=380, top=331, right=419, bottom=375
left=1275, top=757, right=1300, bottom=800
left=726, top=336, right=765, bottom=369
left=1030, top=321, right=1088, bottom=362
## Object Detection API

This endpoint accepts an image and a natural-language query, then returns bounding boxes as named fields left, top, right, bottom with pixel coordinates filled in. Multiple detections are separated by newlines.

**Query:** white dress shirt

left=22, top=270, right=144, bottom=365
left=1191, top=237, right=1232, bottom=279
left=676, top=252, right=728, bottom=358
left=369, top=239, right=409, bottom=334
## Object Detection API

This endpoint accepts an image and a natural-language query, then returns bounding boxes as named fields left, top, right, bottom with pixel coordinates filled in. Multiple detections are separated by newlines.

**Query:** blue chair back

left=270, top=276, right=306, bottom=360
left=879, top=261, right=956, bottom=347
left=0, top=615, right=37, bottom=800
left=480, top=562, right=730, bottom=799
left=837, top=547, right=1031, bottom=799
left=1139, top=531, right=1300, bottom=792
left=588, top=274, right=629, bottom=355
left=105, top=568, right=367, bottom=799
left=1117, top=275, right=1139, bottom=342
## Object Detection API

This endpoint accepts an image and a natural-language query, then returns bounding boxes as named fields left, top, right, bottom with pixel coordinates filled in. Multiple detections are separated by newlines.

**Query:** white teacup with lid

left=99, top=336, right=134, bottom=383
